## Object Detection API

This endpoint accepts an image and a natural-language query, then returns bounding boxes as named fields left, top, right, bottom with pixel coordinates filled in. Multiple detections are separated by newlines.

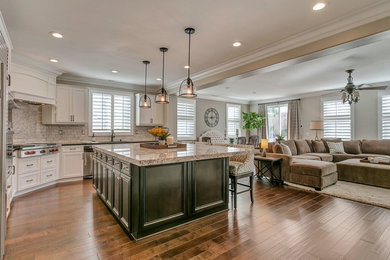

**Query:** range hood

left=10, top=91, right=55, bottom=105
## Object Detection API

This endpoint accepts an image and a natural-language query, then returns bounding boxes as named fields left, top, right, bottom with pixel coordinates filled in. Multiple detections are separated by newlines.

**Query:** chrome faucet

left=111, top=130, right=115, bottom=142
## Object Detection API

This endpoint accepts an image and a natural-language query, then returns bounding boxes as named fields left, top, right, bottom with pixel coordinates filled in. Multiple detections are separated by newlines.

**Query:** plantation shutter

left=177, top=98, right=196, bottom=140
left=381, top=95, right=390, bottom=139
left=227, top=104, right=241, bottom=137
left=114, top=94, right=132, bottom=133
left=322, top=100, right=351, bottom=140
left=92, top=92, right=112, bottom=133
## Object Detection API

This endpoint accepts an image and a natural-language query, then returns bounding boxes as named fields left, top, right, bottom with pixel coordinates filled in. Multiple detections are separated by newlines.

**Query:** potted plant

left=242, top=112, right=265, bottom=138
left=275, top=135, right=285, bottom=143
left=148, top=127, right=171, bottom=145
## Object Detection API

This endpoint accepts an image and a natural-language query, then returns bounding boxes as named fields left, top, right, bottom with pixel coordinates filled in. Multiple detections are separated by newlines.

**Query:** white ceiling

left=198, top=37, right=390, bottom=102
left=1, top=0, right=389, bottom=89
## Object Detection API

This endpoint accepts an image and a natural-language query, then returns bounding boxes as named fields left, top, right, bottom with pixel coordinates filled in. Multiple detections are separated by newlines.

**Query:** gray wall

left=165, top=95, right=249, bottom=141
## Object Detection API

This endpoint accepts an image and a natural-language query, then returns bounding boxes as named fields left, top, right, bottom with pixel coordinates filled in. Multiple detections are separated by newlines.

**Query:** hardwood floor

left=4, top=179, right=390, bottom=259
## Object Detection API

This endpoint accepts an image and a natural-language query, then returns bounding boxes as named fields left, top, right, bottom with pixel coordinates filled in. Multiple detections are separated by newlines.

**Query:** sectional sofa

left=264, top=139, right=390, bottom=190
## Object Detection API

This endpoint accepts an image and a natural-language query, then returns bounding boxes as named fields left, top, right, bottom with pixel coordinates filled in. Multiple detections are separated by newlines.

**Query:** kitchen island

left=92, top=143, right=250, bottom=240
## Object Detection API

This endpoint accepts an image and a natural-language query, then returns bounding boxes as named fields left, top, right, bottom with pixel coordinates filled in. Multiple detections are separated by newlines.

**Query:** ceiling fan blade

left=359, top=86, right=388, bottom=91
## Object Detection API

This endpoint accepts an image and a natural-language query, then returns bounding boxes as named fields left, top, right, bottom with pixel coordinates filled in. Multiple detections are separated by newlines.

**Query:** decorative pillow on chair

left=280, top=143, right=292, bottom=156
left=327, top=142, right=346, bottom=154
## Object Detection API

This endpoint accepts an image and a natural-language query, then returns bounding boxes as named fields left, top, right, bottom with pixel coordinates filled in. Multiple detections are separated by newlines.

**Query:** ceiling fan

left=341, top=69, right=388, bottom=105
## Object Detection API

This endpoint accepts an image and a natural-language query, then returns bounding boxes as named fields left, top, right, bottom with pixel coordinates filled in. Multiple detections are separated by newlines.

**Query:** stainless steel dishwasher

left=83, top=145, right=94, bottom=179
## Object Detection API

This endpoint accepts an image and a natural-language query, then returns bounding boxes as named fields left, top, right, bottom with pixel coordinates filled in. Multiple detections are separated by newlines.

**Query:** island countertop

left=93, top=143, right=250, bottom=166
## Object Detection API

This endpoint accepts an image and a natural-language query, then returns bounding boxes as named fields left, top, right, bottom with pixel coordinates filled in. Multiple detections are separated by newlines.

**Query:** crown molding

left=194, top=93, right=249, bottom=105
left=57, top=73, right=160, bottom=93
left=0, top=10, right=13, bottom=50
left=166, top=0, right=390, bottom=91
left=11, top=52, right=64, bottom=76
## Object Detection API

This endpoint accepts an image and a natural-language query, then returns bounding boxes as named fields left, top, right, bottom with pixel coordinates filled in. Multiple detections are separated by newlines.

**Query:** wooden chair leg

left=249, top=175, right=253, bottom=203
left=233, top=176, right=237, bottom=209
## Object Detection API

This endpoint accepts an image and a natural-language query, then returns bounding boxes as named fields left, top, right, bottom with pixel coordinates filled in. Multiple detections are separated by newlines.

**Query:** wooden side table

left=254, top=156, right=283, bottom=185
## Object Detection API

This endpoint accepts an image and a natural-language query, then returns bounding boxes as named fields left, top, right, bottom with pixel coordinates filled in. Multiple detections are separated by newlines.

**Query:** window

left=226, top=104, right=241, bottom=137
left=177, top=98, right=196, bottom=140
left=322, top=100, right=351, bottom=140
left=90, top=90, right=133, bottom=135
left=381, top=94, right=390, bottom=139
left=267, top=104, right=288, bottom=141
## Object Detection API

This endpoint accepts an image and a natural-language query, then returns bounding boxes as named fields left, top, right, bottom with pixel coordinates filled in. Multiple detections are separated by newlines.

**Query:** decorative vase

left=158, top=140, right=166, bottom=145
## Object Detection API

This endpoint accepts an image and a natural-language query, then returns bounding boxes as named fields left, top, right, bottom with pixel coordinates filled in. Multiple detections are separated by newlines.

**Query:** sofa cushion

left=332, top=153, right=366, bottom=162
left=361, top=140, right=390, bottom=156
left=272, top=143, right=283, bottom=154
left=327, top=142, right=346, bottom=154
left=306, top=140, right=314, bottom=152
left=282, top=140, right=297, bottom=155
left=312, top=141, right=327, bottom=153
left=322, top=138, right=342, bottom=152
left=295, top=140, right=312, bottom=154
left=293, top=155, right=321, bottom=161
left=343, top=140, right=362, bottom=154
left=281, top=143, right=292, bottom=155
left=305, top=153, right=333, bottom=162
left=290, top=159, right=337, bottom=177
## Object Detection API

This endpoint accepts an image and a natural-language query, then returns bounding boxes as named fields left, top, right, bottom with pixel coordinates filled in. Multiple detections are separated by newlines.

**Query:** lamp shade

left=260, top=139, right=268, bottom=149
left=310, top=121, right=323, bottom=130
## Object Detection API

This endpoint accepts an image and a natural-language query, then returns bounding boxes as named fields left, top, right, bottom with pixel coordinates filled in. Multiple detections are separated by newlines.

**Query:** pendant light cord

left=144, top=63, right=148, bottom=97
left=188, top=33, right=191, bottom=79
left=162, top=51, right=165, bottom=93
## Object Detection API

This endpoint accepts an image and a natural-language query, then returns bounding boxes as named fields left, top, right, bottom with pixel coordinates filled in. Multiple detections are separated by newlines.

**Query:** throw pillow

left=327, top=142, right=346, bottom=154
left=280, top=143, right=292, bottom=156
left=294, top=140, right=312, bottom=154
left=343, top=140, right=362, bottom=154
left=272, top=143, right=283, bottom=154
left=321, top=138, right=342, bottom=153
left=312, top=140, right=327, bottom=153
left=281, top=140, right=298, bottom=155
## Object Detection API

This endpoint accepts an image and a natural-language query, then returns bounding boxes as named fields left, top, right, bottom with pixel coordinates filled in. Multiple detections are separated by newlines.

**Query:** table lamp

left=310, top=121, right=323, bottom=141
left=260, top=139, right=268, bottom=157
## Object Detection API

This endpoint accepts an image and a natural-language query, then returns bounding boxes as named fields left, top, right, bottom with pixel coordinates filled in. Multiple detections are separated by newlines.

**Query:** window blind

left=381, top=95, right=390, bottom=139
left=177, top=99, right=196, bottom=140
left=114, top=95, right=132, bottom=132
left=322, top=100, right=351, bottom=140
left=226, top=104, right=241, bottom=137
left=92, top=92, right=112, bottom=133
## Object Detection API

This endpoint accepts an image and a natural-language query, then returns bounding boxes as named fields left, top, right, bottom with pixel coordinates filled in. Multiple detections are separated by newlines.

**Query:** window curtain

left=258, top=104, right=267, bottom=139
left=287, top=100, right=301, bottom=140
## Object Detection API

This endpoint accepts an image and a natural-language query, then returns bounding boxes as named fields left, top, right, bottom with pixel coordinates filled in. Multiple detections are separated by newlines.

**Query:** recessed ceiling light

left=156, top=78, right=161, bottom=81
left=111, top=70, right=119, bottom=74
left=313, top=2, right=326, bottom=11
left=233, top=41, right=241, bottom=47
left=184, top=65, right=190, bottom=69
left=49, top=58, right=58, bottom=63
left=50, top=32, right=63, bottom=38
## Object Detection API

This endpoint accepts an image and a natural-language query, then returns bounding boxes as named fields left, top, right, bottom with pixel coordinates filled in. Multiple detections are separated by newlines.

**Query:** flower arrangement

left=148, top=126, right=170, bottom=141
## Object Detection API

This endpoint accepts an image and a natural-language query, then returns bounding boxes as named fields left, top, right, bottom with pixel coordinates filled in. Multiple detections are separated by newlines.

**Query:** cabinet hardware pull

left=7, top=185, right=11, bottom=189
left=46, top=174, right=53, bottom=177
left=26, top=179, right=33, bottom=183
left=26, top=164, right=34, bottom=167
left=47, top=160, right=53, bottom=163
left=12, top=165, right=15, bottom=175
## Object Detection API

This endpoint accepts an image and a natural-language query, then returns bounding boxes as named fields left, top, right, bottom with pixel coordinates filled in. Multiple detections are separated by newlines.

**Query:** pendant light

left=155, top=47, right=169, bottom=104
left=179, top=27, right=197, bottom=98
left=139, top=60, right=152, bottom=108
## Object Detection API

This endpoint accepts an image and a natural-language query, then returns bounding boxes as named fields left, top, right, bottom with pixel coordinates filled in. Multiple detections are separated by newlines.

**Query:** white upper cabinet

left=10, top=63, right=58, bottom=104
left=135, top=93, right=164, bottom=126
left=42, top=84, right=87, bottom=124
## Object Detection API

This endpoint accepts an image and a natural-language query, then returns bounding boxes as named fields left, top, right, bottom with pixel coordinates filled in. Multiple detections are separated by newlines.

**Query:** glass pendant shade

left=179, top=27, right=197, bottom=98
left=139, top=60, right=152, bottom=108
left=155, top=47, right=169, bottom=104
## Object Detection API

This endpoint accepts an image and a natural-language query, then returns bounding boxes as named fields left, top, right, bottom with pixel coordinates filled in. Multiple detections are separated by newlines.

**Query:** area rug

left=285, top=181, right=390, bottom=209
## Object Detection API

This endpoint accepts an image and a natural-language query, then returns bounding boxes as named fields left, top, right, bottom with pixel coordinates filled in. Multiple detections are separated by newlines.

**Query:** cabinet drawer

left=41, top=154, right=58, bottom=169
left=41, top=169, right=57, bottom=183
left=62, top=146, right=83, bottom=153
left=18, top=157, right=40, bottom=174
left=18, top=172, right=40, bottom=190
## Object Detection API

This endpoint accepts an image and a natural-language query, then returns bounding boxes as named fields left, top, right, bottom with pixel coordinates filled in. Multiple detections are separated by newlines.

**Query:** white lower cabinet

left=41, top=168, right=57, bottom=183
left=60, top=146, right=84, bottom=178
left=18, top=171, right=40, bottom=190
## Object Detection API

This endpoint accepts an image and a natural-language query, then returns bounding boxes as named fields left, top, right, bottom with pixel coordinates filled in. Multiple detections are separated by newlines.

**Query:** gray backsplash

left=12, top=102, right=154, bottom=145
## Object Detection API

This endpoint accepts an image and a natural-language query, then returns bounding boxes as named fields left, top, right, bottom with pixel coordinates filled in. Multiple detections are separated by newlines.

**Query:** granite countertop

left=93, top=143, right=250, bottom=166
left=60, top=140, right=153, bottom=146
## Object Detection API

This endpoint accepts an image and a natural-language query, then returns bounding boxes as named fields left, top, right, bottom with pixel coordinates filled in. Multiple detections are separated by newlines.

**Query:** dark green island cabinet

left=92, top=143, right=248, bottom=240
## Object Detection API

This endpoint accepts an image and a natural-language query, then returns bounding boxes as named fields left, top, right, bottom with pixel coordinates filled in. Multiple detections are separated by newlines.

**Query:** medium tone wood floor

left=4, top=179, right=390, bottom=260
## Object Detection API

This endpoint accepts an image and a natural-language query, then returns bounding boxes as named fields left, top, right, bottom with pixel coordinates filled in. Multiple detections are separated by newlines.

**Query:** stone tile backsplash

left=12, top=102, right=154, bottom=145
